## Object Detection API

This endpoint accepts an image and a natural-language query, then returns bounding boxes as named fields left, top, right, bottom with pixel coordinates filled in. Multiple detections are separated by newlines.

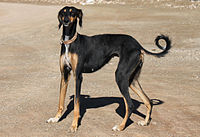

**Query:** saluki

left=47, top=6, right=171, bottom=132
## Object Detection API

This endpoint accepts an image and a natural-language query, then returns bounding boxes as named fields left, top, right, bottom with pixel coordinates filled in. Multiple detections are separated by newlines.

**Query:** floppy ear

left=58, top=14, right=62, bottom=29
left=78, top=9, right=83, bottom=27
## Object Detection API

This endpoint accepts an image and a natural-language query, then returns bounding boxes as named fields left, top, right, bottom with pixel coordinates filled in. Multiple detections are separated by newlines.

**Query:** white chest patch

left=64, top=36, right=71, bottom=68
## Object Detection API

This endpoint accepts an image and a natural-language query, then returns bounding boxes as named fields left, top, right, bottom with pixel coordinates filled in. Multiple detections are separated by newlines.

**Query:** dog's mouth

left=62, top=20, right=70, bottom=27
left=63, top=23, right=70, bottom=27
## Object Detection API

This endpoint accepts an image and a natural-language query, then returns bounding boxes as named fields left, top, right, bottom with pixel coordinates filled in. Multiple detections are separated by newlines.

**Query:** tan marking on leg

left=130, top=84, right=152, bottom=126
left=140, top=50, right=144, bottom=62
left=56, top=73, right=71, bottom=118
left=69, top=53, right=80, bottom=132
left=57, top=55, right=72, bottom=117
left=46, top=55, right=71, bottom=123
left=120, top=97, right=129, bottom=130
left=112, top=97, right=129, bottom=131
left=70, top=97, right=80, bottom=132
left=59, top=55, right=65, bottom=72
left=69, top=53, right=78, bottom=75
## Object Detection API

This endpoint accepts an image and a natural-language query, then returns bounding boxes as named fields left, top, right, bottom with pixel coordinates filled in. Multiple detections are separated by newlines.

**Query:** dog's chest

left=63, top=36, right=71, bottom=68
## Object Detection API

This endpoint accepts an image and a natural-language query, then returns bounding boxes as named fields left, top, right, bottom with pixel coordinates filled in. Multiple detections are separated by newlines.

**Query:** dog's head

left=58, top=6, right=83, bottom=29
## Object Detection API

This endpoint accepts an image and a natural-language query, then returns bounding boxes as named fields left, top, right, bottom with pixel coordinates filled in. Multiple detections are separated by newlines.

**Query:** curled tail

left=141, top=34, right=171, bottom=57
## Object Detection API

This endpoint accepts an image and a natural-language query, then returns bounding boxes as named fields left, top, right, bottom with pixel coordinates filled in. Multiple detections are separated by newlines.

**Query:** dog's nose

left=62, top=17, right=69, bottom=24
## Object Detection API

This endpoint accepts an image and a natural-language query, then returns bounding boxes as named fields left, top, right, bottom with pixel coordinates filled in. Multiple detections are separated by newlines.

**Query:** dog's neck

left=62, top=21, right=77, bottom=41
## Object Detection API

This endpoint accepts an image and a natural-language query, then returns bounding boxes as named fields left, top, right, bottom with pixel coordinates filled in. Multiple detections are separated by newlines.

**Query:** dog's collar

left=60, top=32, right=78, bottom=45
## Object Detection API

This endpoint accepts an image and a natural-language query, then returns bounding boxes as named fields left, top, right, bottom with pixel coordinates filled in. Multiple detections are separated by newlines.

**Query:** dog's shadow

left=59, top=94, right=164, bottom=129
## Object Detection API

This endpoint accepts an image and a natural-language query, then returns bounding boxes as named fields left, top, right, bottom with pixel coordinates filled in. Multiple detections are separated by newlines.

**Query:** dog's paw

left=112, top=125, right=124, bottom=131
left=112, top=125, right=120, bottom=131
left=69, top=125, right=78, bottom=133
left=46, top=117, right=59, bottom=123
left=137, top=120, right=148, bottom=126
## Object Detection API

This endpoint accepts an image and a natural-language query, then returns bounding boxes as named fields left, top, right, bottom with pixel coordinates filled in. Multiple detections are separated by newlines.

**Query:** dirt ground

left=0, top=1, right=200, bottom=137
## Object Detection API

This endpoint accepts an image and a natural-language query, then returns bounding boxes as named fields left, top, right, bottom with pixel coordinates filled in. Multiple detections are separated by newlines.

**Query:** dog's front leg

left=68, top=53, right=82, bottom=132
left=47, top=56, right=71, bottom=123
left=70, top=73, right=82, bottom=132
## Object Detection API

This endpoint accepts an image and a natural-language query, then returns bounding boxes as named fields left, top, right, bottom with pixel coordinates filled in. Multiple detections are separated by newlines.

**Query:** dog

left=46, top=6, right=171, bottom=132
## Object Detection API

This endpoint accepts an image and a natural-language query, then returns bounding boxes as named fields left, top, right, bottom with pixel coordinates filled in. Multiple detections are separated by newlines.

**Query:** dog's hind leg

left=112, top=51, right=141, bottom=131
left=112, top=69, right=133, bottom=131
left=129, top=52, right=152, bottom=126
left=130, top=83, right=152, bottom=126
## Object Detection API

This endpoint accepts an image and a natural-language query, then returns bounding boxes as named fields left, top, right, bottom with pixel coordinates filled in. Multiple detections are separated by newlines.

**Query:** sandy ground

left=0, top=2, right=200, bottom=137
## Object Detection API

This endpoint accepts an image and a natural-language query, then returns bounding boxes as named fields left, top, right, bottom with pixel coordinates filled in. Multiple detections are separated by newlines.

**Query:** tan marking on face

left=69, top=16, right=76, bottom=22
left=62, top=16, right=64, bottom=21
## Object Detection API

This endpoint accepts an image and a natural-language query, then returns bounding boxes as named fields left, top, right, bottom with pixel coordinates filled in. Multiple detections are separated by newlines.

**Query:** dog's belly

left=83, top=64, right=101, bottom=73
left=83, top=54, right=115, bottom=73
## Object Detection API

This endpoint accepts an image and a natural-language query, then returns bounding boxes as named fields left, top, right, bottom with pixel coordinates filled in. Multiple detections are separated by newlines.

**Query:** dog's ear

left=58, top=13, right=62, bottom=29
left=78, top=9, right=83, bottom=27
